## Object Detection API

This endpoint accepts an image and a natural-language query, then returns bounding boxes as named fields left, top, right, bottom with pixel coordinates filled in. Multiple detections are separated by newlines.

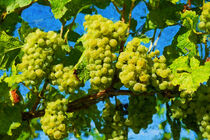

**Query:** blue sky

left=1, top=1, right=202, bottom=140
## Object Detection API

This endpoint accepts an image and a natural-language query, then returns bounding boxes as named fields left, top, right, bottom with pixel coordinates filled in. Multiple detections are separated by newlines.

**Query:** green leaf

left=7, top=122, right=21, bottom=136
left=146, top=2, right=182, bottom=29
left=0, top=0, right=32, bottom=13
left=0, top=80, right=10, bottom=103
left=0, top=103, right=22, bottom=135
left=62, top=0, right=93, bottom=21
left=176, top=29, right=198, bottom=57
left=4, top=63, right=23, bottom=87
left=48, top=0, right=71, bottom=19
left=170, top=57, right=210, bottom=92
left=0, top=31, right=23, bottom=70
left=170, top=56, right=191, bottom=72
left=130, top=18, right=137, bottom=32
left=181, top=10, right=199, bottom=31
left=169, top=0, right=180, bottom=4
left=163, top=45, right=180, bottom=65
left=92, top=0, right=111, bottom=9
left=0, top=13, right=21, bottom=35
left=190, top=57, right=200, bottom=69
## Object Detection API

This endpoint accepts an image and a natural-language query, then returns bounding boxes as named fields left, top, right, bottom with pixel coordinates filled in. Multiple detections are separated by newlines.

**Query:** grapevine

left=0, top=0, right=210, bottom=140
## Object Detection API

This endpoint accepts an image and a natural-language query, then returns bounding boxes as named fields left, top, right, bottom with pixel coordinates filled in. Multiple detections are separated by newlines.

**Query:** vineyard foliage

left=0, top=0, right=210, bottom=139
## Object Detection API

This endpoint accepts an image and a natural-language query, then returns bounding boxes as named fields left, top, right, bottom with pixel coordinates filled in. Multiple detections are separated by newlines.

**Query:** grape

left=40, top=98, right=68, bottom=140
left=82, top=15, right=128, bottom=91
left=151, top=55, right=174, bottom=91
left=117, top=37, right=174, bottom=93
left=18, top=29, right=67, bottom=86
left=116, top=38, right=151, bottom=92
left=198, top=2, right=210, bottom=33
left=49, top=64, right=81, bottom=93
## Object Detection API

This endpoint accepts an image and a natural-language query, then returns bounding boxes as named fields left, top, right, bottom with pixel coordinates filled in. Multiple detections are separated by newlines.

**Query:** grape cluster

left=198, top=2, right=210, bottom=33
left=150, top=55, right=174, bottom=91
left=82, top=15, right=128, bottom=90
left=18, top=29, right=66, bottom=86
left=101, top=101, right=127, bottom=140
left=40, top=98, right=68, bottom=140
left=125, top=96, right=156, bottom=133
left=49, top=64, right=81, bottom=93
left=116, top=38, right=151, bottom=92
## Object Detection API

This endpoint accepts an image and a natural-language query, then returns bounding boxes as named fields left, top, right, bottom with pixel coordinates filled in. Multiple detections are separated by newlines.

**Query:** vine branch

left=128, top=0, right=135, bottom=33
left=112, top=1, right=121, bottom=14
left=22, top=88, right=176, bottom=120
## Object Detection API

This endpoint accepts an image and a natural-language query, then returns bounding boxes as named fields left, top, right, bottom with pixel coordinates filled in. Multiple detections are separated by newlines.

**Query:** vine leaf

left=170, top=56, right=210, bottom=92
left=0, top=31, right=23, bottom=70
left=4, top=63, right=22, bottom=87
left=176, top=29, right=197, bottom=57
left=63, top=0, right=93, bottom=21
left=181, top=10, right=198, bottom=31
left=0, top=13, right=21, bottom=35
left=0, top=0, right=32, bottom=13
left=146, top=2, right=182, bottom=29
left=48, top=0, right=71, bottom=19
left=7, top=122, right=21, bottom=136
left=0, top=102, right=22, bottom=135
left=0, top=80, right=10, bottom=104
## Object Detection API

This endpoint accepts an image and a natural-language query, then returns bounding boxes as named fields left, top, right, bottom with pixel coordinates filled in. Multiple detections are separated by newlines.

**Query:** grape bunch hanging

left=18, top=29, right=66, bottom=86
left=82, top=15, right=128, bottom=91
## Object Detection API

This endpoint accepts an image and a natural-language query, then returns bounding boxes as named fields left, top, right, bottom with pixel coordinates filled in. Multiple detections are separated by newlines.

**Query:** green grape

left=82, top=15, right=128, bottom=91
left=198, top=2, right=210, bottom=33
left=151, top=55, right=174, bottom=91
left=116, top=38, right=152, bottom=92
left=18, top=29, right=67, bottom=86
left=40, top=98, right=68, bottom=140
left=50, top=64, right=81, bottom=93
left=117, top=38, right=173, bottom=93
left=125, top=96, right=156, bottom=133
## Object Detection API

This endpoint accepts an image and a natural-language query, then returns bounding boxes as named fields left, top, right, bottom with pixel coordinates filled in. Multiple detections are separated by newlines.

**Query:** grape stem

left=112, top=1, right=121, bottom=15
left=128, top=0, right=135, bottom=33
left=22, top=89, right=176, bottom=120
